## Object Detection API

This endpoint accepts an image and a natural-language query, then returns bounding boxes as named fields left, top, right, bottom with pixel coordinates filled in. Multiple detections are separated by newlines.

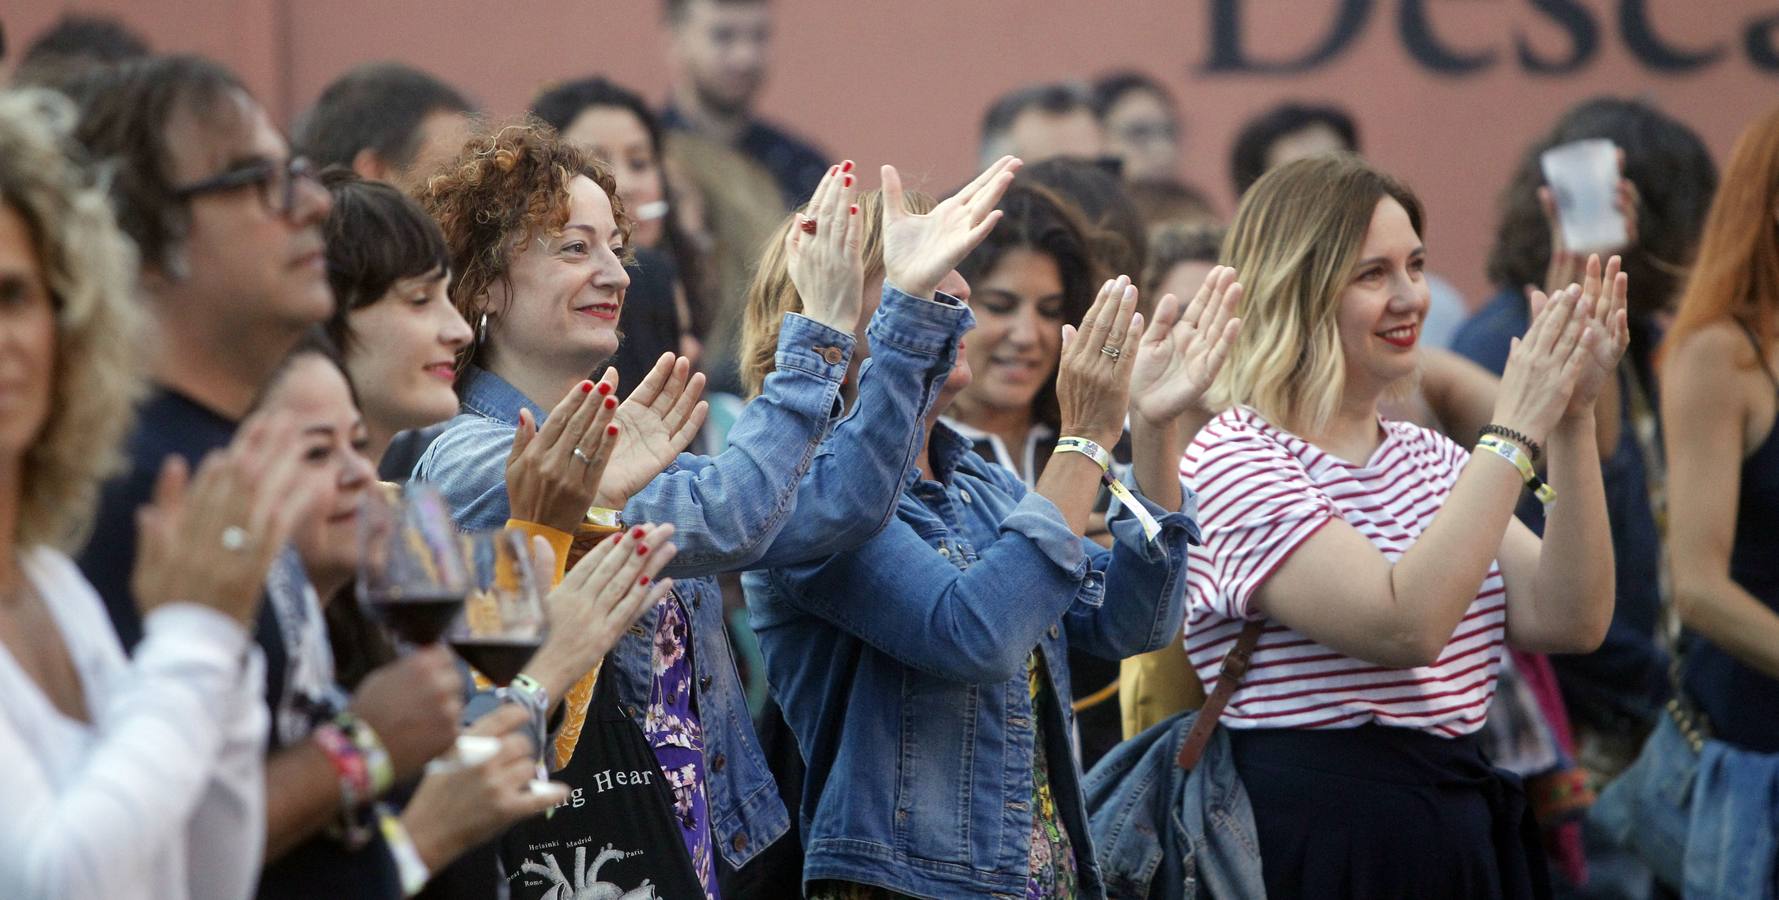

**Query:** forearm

left=1524, top=414, right=1615, bottom=651
left=1034, top=452, right=1110, bottom=537
left=1128, top=414, right=1184, bottom=513
left=1677, top=575, right=1779, bottom=680
left=1067, top=494, right=1195, bottom=659
left=263, top=742, right=348, bottom=861
left=1385, top=452, right=1526, bottom=656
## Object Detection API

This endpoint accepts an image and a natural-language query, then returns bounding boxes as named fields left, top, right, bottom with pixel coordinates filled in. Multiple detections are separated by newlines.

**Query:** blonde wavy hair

left=738, top=188, right=935, bottom=397
left=1207, top=153, right=1423, bottom=434
left=0, top=89, right=146, bottom=550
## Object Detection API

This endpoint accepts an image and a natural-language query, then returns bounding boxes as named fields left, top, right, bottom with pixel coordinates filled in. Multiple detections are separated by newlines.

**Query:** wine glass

left=357, top=483, right=470, bottom=646
left=448, top=527, right=549, bottom=686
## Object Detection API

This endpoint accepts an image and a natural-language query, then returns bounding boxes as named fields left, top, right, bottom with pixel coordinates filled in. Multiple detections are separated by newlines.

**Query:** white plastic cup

left=1540, top=139, right=1627, bottom=253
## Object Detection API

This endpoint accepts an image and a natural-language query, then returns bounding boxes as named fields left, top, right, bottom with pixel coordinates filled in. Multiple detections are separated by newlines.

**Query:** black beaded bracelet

left=1479, top=424, right=1542, bottom=462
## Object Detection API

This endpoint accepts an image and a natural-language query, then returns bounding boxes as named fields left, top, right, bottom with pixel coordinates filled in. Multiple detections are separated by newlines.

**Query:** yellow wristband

left=1054, top=436, right=1163, bottom=543
left=1476, top=436, right=1556, bottom=504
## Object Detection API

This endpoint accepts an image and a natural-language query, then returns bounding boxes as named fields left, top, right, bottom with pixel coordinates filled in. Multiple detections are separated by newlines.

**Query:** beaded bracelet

left=1478, top=424, right=1542, bottom=462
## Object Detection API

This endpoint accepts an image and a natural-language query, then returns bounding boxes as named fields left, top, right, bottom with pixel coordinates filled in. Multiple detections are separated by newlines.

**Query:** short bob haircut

left=956, top=182, right=1105, bottom=432
left=737, top=187, right=935, bottom=398
left=417, top=120, right=629, bottom=374
left=1209, top=153, right=1423, bottom=435
left=318, top=167, right=451, bottom=350
left=0, top=89, right=145, bottom=549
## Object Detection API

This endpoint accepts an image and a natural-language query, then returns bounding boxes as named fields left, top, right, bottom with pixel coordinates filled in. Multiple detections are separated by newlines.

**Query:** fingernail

left=607, top=425, right=619, bottom=436
left=829, top=165, right=838, bottom=176
left=841, top=160, right=854, bottom=173
left=579, top=381, right=593, bottom=394
left=607, top=533, right=620, bottom=544
left=850, top=204, right=858, bottom=215
left=843, top=175, right=854, bottom=188
left=596, top=382, right=612, bottom=396
left=639, top=576, right=651, bottom=586
left=637, top=545, right=649, bottom=555
left=604, top=397, right=617, bottom=409
left=632, top=527, right=645, bottom=539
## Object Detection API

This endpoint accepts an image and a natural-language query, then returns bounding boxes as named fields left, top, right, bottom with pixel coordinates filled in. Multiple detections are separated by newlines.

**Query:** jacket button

left=1048, top=624, right=1059, bottom=639
left=628, top=624, right=646, bottom=637
left=819, top=346, right=844, bottom=365
left=621, top=704, right=636, bottom=718
left=959, top=490, right=972, bottom=504
left=937, top=546, right=950, bottom=558
left=711, top=753, right=727, bottom=773
left=730, top=833, right=749, bottom=852
left=699, top=674, right=713, bottom=691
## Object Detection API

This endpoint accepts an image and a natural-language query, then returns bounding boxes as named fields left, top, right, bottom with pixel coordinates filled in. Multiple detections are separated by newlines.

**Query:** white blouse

left=0, top=547, right=267, bottom=899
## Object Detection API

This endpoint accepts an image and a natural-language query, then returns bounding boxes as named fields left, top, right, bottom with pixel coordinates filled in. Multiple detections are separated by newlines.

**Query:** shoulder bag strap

left=1177, top=620, right=1264, bottom=770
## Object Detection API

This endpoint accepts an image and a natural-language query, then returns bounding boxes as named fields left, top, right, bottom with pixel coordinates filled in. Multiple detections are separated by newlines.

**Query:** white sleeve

left=0, top=583, right=259, bottom=899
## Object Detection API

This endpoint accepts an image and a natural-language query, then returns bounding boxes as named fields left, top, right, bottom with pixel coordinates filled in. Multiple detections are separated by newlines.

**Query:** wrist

left=1059, top=424, right=1122, bottom=449
left=400, top=810, right=457, bottom=872
left=884, top=276, right=935, bottom=302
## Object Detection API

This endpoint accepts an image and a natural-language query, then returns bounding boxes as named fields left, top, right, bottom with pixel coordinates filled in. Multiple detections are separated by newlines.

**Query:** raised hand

left=1544, top=254, right=1630, bottom=418
left=1056, top=276, right=1143, bottom=447
left=593, top=352, right=710, bottom=508
left=786, top=161, right=865, bottom=332
left=881, top=155, right=1022, bottom=300
left=1128, top=265, right=1244, bottom=428
left=400, top=704, right=567, bottom=870
left=1494, top=278, right=1593, bottom=451
left=132, top=411, right=319, bottom=626
left=506, top=370, right=620, bottom=533
left=1532, top=160, right=1638, bottom=301
left=523, top=525, right=677, bottom=701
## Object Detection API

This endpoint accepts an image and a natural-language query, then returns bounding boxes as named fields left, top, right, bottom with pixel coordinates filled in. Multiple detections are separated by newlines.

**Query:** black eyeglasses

left=172, top=156, right=318, bottom=219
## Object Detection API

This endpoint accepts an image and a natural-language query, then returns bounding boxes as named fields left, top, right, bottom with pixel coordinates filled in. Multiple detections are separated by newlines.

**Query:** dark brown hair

left=319, top=167, right=451, bottom=349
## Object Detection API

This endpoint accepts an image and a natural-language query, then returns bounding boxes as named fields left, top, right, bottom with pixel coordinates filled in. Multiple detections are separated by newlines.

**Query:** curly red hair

left=417, top=120, right=629, bottom=368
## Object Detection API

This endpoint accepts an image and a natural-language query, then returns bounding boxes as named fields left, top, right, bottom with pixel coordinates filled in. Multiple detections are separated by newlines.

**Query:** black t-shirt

left=77, top=386, right=402, bottom=899
left=604, top=246, right=684, bottom=400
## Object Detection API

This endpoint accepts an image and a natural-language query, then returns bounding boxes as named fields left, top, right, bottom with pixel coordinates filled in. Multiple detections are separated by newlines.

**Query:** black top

left=1684, top=322, right=1779, bottom=753
left=660, top=105, right=829, bottom=209
left=604, top=246, right=685, bottom=400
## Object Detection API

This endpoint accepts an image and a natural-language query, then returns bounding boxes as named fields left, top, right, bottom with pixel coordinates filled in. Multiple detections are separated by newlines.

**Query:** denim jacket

left=744, top=423, right=1197, bottom=898
left=413, top=286, right=971, bottom=867
left=1082, top=711, right=1265, bottom=899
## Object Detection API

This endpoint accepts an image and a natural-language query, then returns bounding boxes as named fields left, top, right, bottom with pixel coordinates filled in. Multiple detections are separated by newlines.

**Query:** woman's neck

left=364, top=422, right=398, bottom=472
left=482, top=345, right=595, bottom=415
left=1306, top=392, right=1385, bottom=465
left=949, top=398, right=1035, bottom=476
left=0, top=457, right=23, bottom=592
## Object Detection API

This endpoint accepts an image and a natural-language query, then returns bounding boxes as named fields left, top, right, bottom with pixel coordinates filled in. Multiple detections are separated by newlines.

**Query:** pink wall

left=10, top=1, right=1777, bottom=304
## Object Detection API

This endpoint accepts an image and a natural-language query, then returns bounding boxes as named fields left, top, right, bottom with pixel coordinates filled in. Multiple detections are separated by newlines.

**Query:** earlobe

left=351, top=148, right=388, bottom=182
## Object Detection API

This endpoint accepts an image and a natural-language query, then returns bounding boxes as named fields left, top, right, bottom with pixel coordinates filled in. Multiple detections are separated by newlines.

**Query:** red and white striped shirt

left=1181, top=406, right=1505, bottom=737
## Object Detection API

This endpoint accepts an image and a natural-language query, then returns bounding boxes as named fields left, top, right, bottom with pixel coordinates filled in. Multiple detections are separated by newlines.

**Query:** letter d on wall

left=1204, top=0, right=1373, bottom=73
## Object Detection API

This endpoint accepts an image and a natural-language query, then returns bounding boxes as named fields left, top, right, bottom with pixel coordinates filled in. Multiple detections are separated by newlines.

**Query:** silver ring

left=1100, top=344, right=1122, bottom=360
left=221, top=525, right=249, bottom=552
left=572, top=447, right=592, bottom=466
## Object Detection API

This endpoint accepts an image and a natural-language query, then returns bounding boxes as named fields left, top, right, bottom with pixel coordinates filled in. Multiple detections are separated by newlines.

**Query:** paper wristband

left=1053, top=437, right=1163, bottom=543
left=1476, top=436, right=1556, bottom=505
left=376, top=804, right=431, bottom=897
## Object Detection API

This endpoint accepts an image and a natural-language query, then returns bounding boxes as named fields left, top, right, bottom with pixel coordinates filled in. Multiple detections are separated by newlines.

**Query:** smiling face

left=562, top=106, right=664, bottom=248
left=485, top=175, right=630, bottom=375
left=1335, top=197, right=1430, bottom=403
left=953, top=248, right=1065, bottom=420
left=263, top=354, right=376, bottom=597
left=0, top=204, right=55, bottom=465
left=343, top=271, right=472, bottom=448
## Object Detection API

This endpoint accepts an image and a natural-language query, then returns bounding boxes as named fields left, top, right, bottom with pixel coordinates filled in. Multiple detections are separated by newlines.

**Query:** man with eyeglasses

left=73, top=55, right=464, bottom=900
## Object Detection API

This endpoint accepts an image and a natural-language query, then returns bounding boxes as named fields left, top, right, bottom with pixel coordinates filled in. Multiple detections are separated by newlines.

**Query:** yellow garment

left=1117, top=638, right=1206, bottom=739
left=504, top=517, right=621, bottom=765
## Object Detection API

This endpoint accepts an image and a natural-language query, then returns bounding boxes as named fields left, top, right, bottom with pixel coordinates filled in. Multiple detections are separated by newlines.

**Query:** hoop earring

left=475, top=312, right=489, bottom=347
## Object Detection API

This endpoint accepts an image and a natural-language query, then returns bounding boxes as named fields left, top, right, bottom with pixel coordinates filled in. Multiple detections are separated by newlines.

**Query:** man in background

left=293, top=61, right=477, bottom=194
left=979, top=81, right=1105, bottom=170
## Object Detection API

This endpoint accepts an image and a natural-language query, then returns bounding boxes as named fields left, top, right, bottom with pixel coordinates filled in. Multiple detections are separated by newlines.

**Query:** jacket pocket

left=895, top=670, right=977, bottom=866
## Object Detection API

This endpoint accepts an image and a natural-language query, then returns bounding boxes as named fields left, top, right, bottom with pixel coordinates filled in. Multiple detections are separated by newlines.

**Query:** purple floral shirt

left=644, top=592, right=718, bottom=899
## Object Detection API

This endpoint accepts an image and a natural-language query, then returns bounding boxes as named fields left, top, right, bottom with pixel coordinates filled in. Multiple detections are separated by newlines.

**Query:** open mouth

left=1377, top=324, right=1417, bottom=348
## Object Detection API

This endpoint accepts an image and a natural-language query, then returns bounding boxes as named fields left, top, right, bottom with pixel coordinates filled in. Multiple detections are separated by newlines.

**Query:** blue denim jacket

left=1082, top=711, right=1265, bottom=899
left=413, top=287, right=971, bottom=866
left=744, top=423, right=1197, bottom=898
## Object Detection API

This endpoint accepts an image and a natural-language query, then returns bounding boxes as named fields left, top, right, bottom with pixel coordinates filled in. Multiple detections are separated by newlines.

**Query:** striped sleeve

left=1185, top=413, right=1336, bottom=621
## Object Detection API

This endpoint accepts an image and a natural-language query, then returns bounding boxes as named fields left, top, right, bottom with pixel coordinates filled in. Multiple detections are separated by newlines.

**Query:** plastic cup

left=1540, top=139, right=1627, bottom=253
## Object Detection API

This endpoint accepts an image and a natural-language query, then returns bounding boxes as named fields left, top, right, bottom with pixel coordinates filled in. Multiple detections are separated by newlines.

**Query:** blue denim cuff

left=775, top=313, right=856, bottom=381
left=1001, top=492, right=1092, bottom=580
left=866, top=286, right=975, bottom=358
left=1109, top=467, right=1203, bottom=557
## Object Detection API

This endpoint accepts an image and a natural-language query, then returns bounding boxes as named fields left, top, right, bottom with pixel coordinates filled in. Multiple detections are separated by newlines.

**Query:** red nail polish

left=829, top=165, right=838, bottom=176
left=607, top=533, right=620, bottom=544
left=607, top=424, right=619, bottom=436
left=632, top=527, right=646, bottom=539
left=842, top=160, right=854, bottom=173
left=850, top=204, right=858, bottom=215
left=579, top=381, right=593, bottom=394
left=596, top=382, right=612, bottom=396
left=843, top=175, right=854, bottom=188
left=639, top=576, right=650, bottom=586
left=604, top=397, right=617, bottom=409
left=637, top=545, right=649, bottom=555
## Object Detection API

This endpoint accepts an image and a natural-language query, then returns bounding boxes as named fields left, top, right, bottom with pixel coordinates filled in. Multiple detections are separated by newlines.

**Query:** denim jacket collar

left=907, top=420, right=980, bottom=490
left=458, top=365, right=543, bottom=428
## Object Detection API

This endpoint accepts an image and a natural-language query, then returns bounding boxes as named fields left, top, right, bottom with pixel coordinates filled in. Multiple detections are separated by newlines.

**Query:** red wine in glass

left=450, top=636, right=543, bottom=686
left=368, top=591, right=466, bottom=646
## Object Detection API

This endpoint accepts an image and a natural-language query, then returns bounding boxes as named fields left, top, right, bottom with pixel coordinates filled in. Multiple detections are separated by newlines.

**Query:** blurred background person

left=8, top=12, right=148, bottom=90
left=292, top=61, right=478, bottom=195
left=1091, top=69, right=1181, bottom=183
left=979, top=80, right=1105, bottom=169
left=1024, top=157, right=1149, bottom=306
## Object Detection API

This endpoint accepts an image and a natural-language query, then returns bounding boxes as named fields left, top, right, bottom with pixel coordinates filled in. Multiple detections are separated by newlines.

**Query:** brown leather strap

left=1177, top=621, right=1264, bottom=770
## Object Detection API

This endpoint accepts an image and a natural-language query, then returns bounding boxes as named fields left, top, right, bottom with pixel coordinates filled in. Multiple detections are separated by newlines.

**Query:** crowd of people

left=1, top=4, right=1775, bottom=899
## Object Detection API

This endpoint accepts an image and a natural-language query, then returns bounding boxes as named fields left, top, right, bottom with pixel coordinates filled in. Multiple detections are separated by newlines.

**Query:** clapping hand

left=881, top=155, right=1022, bottom=300
left=1534, top=253, right=1629, bottom=420
left=506, top=370, right=620, bottom=533
left=592, top=353, right=709, bottom=509
left=1494, top=274, right=1596, bottom=450
left=1128, top=265, right=1244, bottom=429
left=524, top=525, right=677, bottom=700
left=786, top=161, right=865, bottom=332
left=1055, top=276, right=1143, bottom=447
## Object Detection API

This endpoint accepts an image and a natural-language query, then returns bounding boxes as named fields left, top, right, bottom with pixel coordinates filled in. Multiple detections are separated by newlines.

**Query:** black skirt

left=1229, top=723, right=1552, bottom=900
